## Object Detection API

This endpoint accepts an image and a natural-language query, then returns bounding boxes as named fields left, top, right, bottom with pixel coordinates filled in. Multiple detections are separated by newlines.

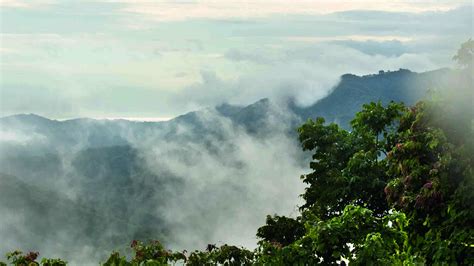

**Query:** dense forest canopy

left=1, top=41, right=473, bottom=266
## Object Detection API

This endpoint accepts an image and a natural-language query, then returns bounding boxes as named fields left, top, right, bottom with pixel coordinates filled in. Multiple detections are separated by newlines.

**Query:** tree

left=255, top=97, right=473, bottom=264
left=297, top=101, right=405, bottom=218
left=384, top=100, right=474, bottom=264
left=102, top=240, right=186, bottom=266
left=453, top=38, right=474, bottom=69
left=100, top=240, right=254, bottom=266
left=3, top=251, right=66, bottom=266
left=256, top=215, right=305, bottom=247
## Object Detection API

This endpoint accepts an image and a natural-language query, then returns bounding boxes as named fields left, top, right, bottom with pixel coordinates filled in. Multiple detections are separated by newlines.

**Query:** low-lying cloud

left=0, top=101, right=307, bottom=263
left=176, top=42, right=444, bottom=109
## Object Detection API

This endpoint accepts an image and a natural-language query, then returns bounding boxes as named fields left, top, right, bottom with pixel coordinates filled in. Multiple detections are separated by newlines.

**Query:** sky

left=0, top=0, right=472, bottom=120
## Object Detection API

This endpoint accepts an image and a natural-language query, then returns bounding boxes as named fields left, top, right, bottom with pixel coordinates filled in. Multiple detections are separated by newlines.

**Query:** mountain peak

left=0, top=113, right=56, bottom=124
left=341, top=68, right=415, bottom=80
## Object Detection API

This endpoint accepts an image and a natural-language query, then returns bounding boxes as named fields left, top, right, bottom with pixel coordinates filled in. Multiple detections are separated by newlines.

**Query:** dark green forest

left=1, top=41, right=472, bottom=266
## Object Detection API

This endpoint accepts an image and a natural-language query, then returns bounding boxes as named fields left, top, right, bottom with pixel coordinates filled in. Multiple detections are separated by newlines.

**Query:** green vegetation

left=1, top=251, right=66, bottom=266
left=453, top=38, right=473, bottom=69
left=261, top=98, right=472, bottom=265
left=2, top=41, right=472, bottom=265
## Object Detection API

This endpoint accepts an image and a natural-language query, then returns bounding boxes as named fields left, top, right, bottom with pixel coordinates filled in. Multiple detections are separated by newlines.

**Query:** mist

left=0, top=100, right=307, bottom=264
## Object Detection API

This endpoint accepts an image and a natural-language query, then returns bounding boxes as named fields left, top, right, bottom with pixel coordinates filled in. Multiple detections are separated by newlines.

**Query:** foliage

left=297, top=101, right=405, bottom=218
left=256, top=215, right=305, bottom=247
left=453, top=38, right=474, bottom=69
left=291, top=97, right=472, bottom=264
left=102, top=240, right=186, bottom=266
left=40, top=258, right=67, bottom=266
left=3, top=251, right=66, bottom=266
left=257, top=205, right=423, bottom=265
left=384, top=100, right=474, bottom=264
left=100, top=240, right=254, bottom=266
left=187, top=244, right=255, bottom=265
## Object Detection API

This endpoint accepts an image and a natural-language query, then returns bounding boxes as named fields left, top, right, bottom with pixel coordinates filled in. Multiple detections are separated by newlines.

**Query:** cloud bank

left=1, top=3, right=472, bottom=118
left=0, top=102, right=306, bottom=263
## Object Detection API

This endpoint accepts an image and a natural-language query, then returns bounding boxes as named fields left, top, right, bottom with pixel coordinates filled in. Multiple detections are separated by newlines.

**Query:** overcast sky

left=0, top=0, right=472, bottom=119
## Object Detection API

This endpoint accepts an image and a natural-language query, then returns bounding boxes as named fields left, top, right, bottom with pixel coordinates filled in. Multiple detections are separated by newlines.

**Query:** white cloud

left=116, top=0, right=467, bottom=22
left=135, top=106, right=305, bottom=249
left=89, top=116, right=174, bottom=122
left=0, top=130, right=46, bottom=144
left=0, top=0, right=54, bottom=8
left=0, top=0, right=34, bottom=8
left=286, top=35, right=414, bottom=43
left=176, top=43, right=443, bottom=109
left=1, top=1, right=470, bottom=118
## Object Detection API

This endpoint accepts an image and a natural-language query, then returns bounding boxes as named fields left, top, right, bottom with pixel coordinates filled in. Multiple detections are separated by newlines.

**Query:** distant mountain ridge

left=1, top=67, right=456, bottom=133
left=292, top=67, right=455, bottom=126
left=1, top=68, right=457, bottom=147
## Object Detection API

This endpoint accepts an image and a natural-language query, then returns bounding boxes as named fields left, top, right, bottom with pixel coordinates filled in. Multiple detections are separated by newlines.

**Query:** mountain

left=0, top=67, right=465, bottom=262
left=292, top=68, right=455, bottom=126
left=0, top=68, right=457, bottom=147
